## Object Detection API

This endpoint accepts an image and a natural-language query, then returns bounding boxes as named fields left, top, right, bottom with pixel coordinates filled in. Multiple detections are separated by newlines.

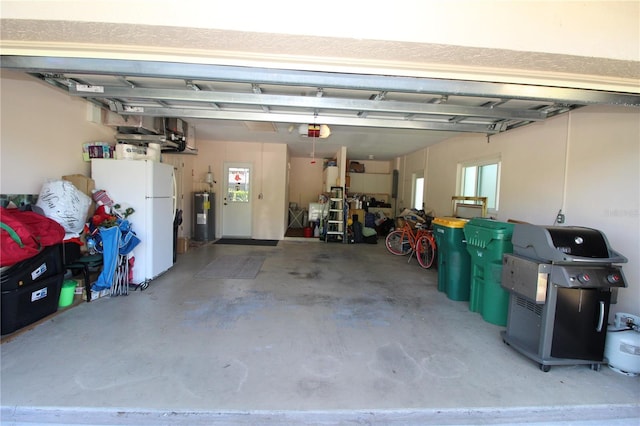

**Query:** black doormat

left=215, top=238, right=279, bottom=246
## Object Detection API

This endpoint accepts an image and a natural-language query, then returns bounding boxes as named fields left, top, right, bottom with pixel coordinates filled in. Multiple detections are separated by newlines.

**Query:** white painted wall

left=425, top=116, right=569, bottom=221
left=400, top=105, right=640, bottom=318
left=563, top=106, right=640, bottom=318
left=0, top=70, right=114, bottom=194
left=259, top=143, right=288, bottom=240
left=348, top=159, right=393, bottom=175
left=289, top=157, right=323, bottom=208
left=397, top=148, right=428, bottom=212
left=193, top=140, right=287, bottom=240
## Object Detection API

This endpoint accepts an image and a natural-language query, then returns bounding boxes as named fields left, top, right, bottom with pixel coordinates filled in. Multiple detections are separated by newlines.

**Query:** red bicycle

left=385, top=219, right=436, bottom=269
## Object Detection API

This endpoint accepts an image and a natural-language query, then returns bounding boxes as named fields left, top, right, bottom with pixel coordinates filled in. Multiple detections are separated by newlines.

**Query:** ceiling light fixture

left=298, top=124, right=331, bottom=139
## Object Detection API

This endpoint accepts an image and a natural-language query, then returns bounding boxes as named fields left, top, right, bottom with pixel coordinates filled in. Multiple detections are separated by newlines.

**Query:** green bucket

left=58, top=280, right=77, bottom=308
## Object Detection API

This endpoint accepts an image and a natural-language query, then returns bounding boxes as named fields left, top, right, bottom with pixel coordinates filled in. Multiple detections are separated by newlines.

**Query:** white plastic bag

left=36, top=180, right=91, bottom=239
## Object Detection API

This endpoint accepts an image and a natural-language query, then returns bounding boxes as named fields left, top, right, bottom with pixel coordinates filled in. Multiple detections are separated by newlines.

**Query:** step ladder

left=325, top=186, right=346, bottom=243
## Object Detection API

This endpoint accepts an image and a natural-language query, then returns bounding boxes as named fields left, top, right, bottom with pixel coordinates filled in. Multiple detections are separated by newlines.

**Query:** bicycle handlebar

left=402, top=221, right=431, bottom=231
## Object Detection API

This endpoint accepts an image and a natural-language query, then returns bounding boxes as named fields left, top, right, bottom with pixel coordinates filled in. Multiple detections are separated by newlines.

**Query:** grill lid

left=512, top=224, right=627, bottom=264
left=547, top=227, right=608, bottom=258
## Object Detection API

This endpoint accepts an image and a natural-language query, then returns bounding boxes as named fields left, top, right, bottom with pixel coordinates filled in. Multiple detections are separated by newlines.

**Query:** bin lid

left=464, top=218, right=514, bottom=249
left=433, top=217, right=468, bottom=228
left=465, top=218, right=514, bottom=235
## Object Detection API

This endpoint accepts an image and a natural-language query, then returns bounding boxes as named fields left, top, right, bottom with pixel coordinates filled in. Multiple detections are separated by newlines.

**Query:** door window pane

left=227, top=167, right=250, bottom=202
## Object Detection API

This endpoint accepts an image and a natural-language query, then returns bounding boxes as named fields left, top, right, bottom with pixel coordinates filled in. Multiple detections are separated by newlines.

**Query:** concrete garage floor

left=1, top=240, right=639, bottom=425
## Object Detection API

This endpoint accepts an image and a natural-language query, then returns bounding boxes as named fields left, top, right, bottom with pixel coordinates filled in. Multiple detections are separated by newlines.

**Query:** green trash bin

left=463, top=218, right=514, bottom=326
left=432, top=217, right=470, bottom=301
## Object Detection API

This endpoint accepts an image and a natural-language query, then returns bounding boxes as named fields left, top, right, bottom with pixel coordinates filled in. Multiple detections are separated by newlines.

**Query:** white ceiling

left=1, top=2, right=638, bottom=160
left=195, top=120, right=456, bottom=160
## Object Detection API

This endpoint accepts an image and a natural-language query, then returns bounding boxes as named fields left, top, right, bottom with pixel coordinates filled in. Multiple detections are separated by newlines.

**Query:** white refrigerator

left=91, top=159, right=176, bottom=285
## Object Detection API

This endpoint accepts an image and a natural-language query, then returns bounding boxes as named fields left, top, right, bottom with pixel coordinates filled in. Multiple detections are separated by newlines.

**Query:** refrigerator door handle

left=172, top=171, right=177, bottom=220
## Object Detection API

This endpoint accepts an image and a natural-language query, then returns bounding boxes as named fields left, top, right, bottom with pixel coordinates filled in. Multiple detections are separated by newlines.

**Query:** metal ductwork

left=103, top=112, right=187, bottom=152
left=103, top=112, right=162, bottom=134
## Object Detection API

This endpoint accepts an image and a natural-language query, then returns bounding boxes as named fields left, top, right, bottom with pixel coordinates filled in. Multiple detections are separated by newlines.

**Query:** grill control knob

left=607, top=273, right=621, bottom=284
left=577, top=273, right=591, bottom=284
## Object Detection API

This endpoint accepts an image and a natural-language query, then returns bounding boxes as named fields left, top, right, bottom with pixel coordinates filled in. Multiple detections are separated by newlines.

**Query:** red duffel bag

left=0, top=207, right=65, bottom=267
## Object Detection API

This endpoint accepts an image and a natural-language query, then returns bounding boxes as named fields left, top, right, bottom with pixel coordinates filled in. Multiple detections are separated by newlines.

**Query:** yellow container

left=432, top=216, right=468, bottom=228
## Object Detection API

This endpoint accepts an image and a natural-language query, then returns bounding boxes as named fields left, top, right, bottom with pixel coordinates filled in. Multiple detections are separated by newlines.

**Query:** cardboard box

left=177, top=237, right=189, bottom=254
left=74, top=280, right=84, bottom=295
left=349, top=161, right=365, bottom=173
left=62, top=174, right=96, bottom=219
left=87, top=289, right=110, bottom=302
left=63, top=174, right=95, bottom=197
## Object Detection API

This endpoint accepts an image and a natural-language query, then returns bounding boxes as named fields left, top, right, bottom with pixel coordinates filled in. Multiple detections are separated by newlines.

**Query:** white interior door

left=222, top=163, right=252, bottom=237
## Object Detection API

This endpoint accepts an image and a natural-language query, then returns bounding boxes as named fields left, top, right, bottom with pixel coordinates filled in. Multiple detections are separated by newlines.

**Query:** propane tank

left=605, top=313, right=640, bottom=376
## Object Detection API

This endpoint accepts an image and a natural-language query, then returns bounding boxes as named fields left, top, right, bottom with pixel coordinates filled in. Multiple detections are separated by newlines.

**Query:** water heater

left=193, top=192, right=215, bottom=242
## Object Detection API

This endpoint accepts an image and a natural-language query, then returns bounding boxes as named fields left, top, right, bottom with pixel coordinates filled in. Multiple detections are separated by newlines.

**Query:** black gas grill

left=501, top=224, right=627, bottom=372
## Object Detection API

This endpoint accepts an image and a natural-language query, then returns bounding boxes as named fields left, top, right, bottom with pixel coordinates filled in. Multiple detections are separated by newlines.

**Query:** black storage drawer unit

left=1, top=272, right=63, bottom=335
left=1, top=244, right=63, bottom=291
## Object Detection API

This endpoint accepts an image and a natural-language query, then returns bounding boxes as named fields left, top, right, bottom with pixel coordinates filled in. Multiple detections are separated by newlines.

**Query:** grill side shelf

left=501, top=254, right=550, bottom=303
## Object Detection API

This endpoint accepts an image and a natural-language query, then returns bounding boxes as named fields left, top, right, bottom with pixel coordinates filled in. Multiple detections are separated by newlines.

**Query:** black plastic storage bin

left=1, top=272, right=64, bottom=335
left=1, top=244, right=63, bottom=291
left=1, top=244, right=64, bottom=335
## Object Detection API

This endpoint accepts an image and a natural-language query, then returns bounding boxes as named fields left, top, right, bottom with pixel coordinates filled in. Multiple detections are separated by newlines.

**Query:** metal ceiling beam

left=4, top=56, right=639, bottom=106
left=113, top=105, right=505, bottom=133
left=68, top=85, right=548, bottom=121
left=359, top=91, right=388, bottom=118
left=251, top=83, right=270, bottom=113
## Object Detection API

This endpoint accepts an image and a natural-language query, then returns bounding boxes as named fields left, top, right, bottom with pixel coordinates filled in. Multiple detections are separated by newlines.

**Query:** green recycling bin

left=463, top=218, right=514, bottom=326
left=432, top=217, right=470, bottom=301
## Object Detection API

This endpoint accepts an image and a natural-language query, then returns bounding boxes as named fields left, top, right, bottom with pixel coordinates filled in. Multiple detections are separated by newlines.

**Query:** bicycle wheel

left=416, top=235, right=436, bottom=268
left=385, top=230, right=411, bottom=255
